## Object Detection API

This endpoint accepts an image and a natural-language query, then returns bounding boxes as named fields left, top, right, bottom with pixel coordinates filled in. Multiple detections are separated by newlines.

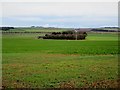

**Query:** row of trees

left=0, top=27, right=14, bottom=31
left=91, top=29, right=119, bottom=32
left=38, top=30, right=87, bottom=40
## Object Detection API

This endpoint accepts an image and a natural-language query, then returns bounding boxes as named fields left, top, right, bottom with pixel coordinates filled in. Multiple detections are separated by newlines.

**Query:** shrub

left=39, top=30, right=87, bottom=40
left=77, top=34, right=86, bottom=40
left=1, top=27, right=14, bottom=31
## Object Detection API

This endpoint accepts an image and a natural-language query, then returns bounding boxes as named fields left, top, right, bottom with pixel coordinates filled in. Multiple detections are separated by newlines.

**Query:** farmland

left=2, top=28, right=119, bottom=88
left=2, top=27, right=69, bottom=33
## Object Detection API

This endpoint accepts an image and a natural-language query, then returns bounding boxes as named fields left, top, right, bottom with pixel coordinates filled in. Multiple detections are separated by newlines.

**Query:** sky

left=1, top=2, right=118, bottom=28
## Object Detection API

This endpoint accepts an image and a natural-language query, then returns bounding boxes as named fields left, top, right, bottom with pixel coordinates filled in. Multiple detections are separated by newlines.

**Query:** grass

left=2, top=53, right=118, bottom=88
left=87, top=32, right=118, bottom=41
left=2, top=31, right=119, bottom=88
left=2, top=28, right=68, bottom=32
left=2, top=32, right=119, bottom=54
left=2, top=38, right=118, bottom=55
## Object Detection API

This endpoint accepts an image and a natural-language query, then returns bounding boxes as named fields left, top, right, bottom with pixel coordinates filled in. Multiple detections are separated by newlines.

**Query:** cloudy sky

left=1, top=2, right=118, bottom=28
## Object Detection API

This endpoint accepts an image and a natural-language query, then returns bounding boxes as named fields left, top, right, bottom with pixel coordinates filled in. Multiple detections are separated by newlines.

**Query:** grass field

left=2, top=28, right=69, bottom=32
left=2, top=31, right=119, bottom=88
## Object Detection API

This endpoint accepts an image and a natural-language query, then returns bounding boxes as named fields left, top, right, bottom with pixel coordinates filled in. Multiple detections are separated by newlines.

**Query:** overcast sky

left=1, top=2, right=118, bottom=28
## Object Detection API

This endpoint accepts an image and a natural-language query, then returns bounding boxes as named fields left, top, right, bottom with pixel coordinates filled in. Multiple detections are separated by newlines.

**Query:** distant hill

left=91, top=28, right=119, bottom=32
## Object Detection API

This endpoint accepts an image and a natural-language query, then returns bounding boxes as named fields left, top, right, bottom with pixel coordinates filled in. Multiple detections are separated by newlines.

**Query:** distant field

left=2, top=27, right=119, bottom=33
left=2, top=28, right=69, bottom=32
left=2, top=30, right=119, bottom=88
left=99, top=28, right=119, bottom=31
left=87, top=32, right=118, bottom=41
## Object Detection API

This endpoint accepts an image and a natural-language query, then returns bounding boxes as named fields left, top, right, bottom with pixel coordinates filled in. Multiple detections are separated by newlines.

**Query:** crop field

left=2, top=30, right=119, bottom=88
left=2, top=28, right=69, bottom=33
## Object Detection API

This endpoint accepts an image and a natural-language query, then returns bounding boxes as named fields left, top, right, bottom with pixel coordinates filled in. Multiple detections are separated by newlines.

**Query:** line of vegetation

left=38, top=31, right=87, bottom=40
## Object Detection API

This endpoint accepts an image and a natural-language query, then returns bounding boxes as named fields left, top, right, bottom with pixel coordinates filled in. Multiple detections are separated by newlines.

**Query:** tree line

left=38, top=30, right=87, bottom=40
left=0, top=27, right=14, bottom=31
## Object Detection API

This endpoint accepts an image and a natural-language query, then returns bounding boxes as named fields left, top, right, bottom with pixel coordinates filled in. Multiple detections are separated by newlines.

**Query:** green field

left=2, top=30, right=119, bottom=88
left=2, top=28, right=69, bottom=33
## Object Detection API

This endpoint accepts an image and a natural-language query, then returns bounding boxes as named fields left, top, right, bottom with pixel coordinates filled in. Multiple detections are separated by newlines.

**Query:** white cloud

left=0, top=3, right=2, bottom=26
left=1, top=2, right=118, bottom=27
left=13, top=17, right=42, bottom=21
left=2, top=2, right=118, bottom=17
left=1, top=0, right=119, bottom=2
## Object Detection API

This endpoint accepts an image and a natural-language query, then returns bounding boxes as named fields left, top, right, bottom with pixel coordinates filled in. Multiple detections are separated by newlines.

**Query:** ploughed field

left=2, top=30, right=119, bottom=88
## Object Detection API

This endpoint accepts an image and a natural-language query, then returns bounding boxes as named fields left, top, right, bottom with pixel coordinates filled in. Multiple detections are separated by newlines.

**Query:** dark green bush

left=40, top=30, right=87, bottom=40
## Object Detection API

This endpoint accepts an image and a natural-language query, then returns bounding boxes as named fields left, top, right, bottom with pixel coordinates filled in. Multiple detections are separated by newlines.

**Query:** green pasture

left=87, top=32, right=118, bottom=41
left=2, top=32, right=119, bottom=88
left=3, top=28, right=68, bottom=32
left=3, top=53, right=118, bottom=88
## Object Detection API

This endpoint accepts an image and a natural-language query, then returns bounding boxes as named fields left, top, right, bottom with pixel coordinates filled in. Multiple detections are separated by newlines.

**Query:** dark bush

left=39, top=30, right=87, bottom=40
left=77, top=34, right=86, bottom=40
left=37, top=36, right=44, bottom=39
left=52, top=32, right=61, bottom=35
left=1, top=27, right=14, bottom=31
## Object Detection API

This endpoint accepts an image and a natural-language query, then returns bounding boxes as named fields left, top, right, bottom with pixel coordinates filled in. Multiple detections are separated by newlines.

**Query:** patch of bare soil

left=59, top=81, right=75, bottom=88
left=82, top=79, right=120, bottom=88
left=59, top=79, right=120, bottom=89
